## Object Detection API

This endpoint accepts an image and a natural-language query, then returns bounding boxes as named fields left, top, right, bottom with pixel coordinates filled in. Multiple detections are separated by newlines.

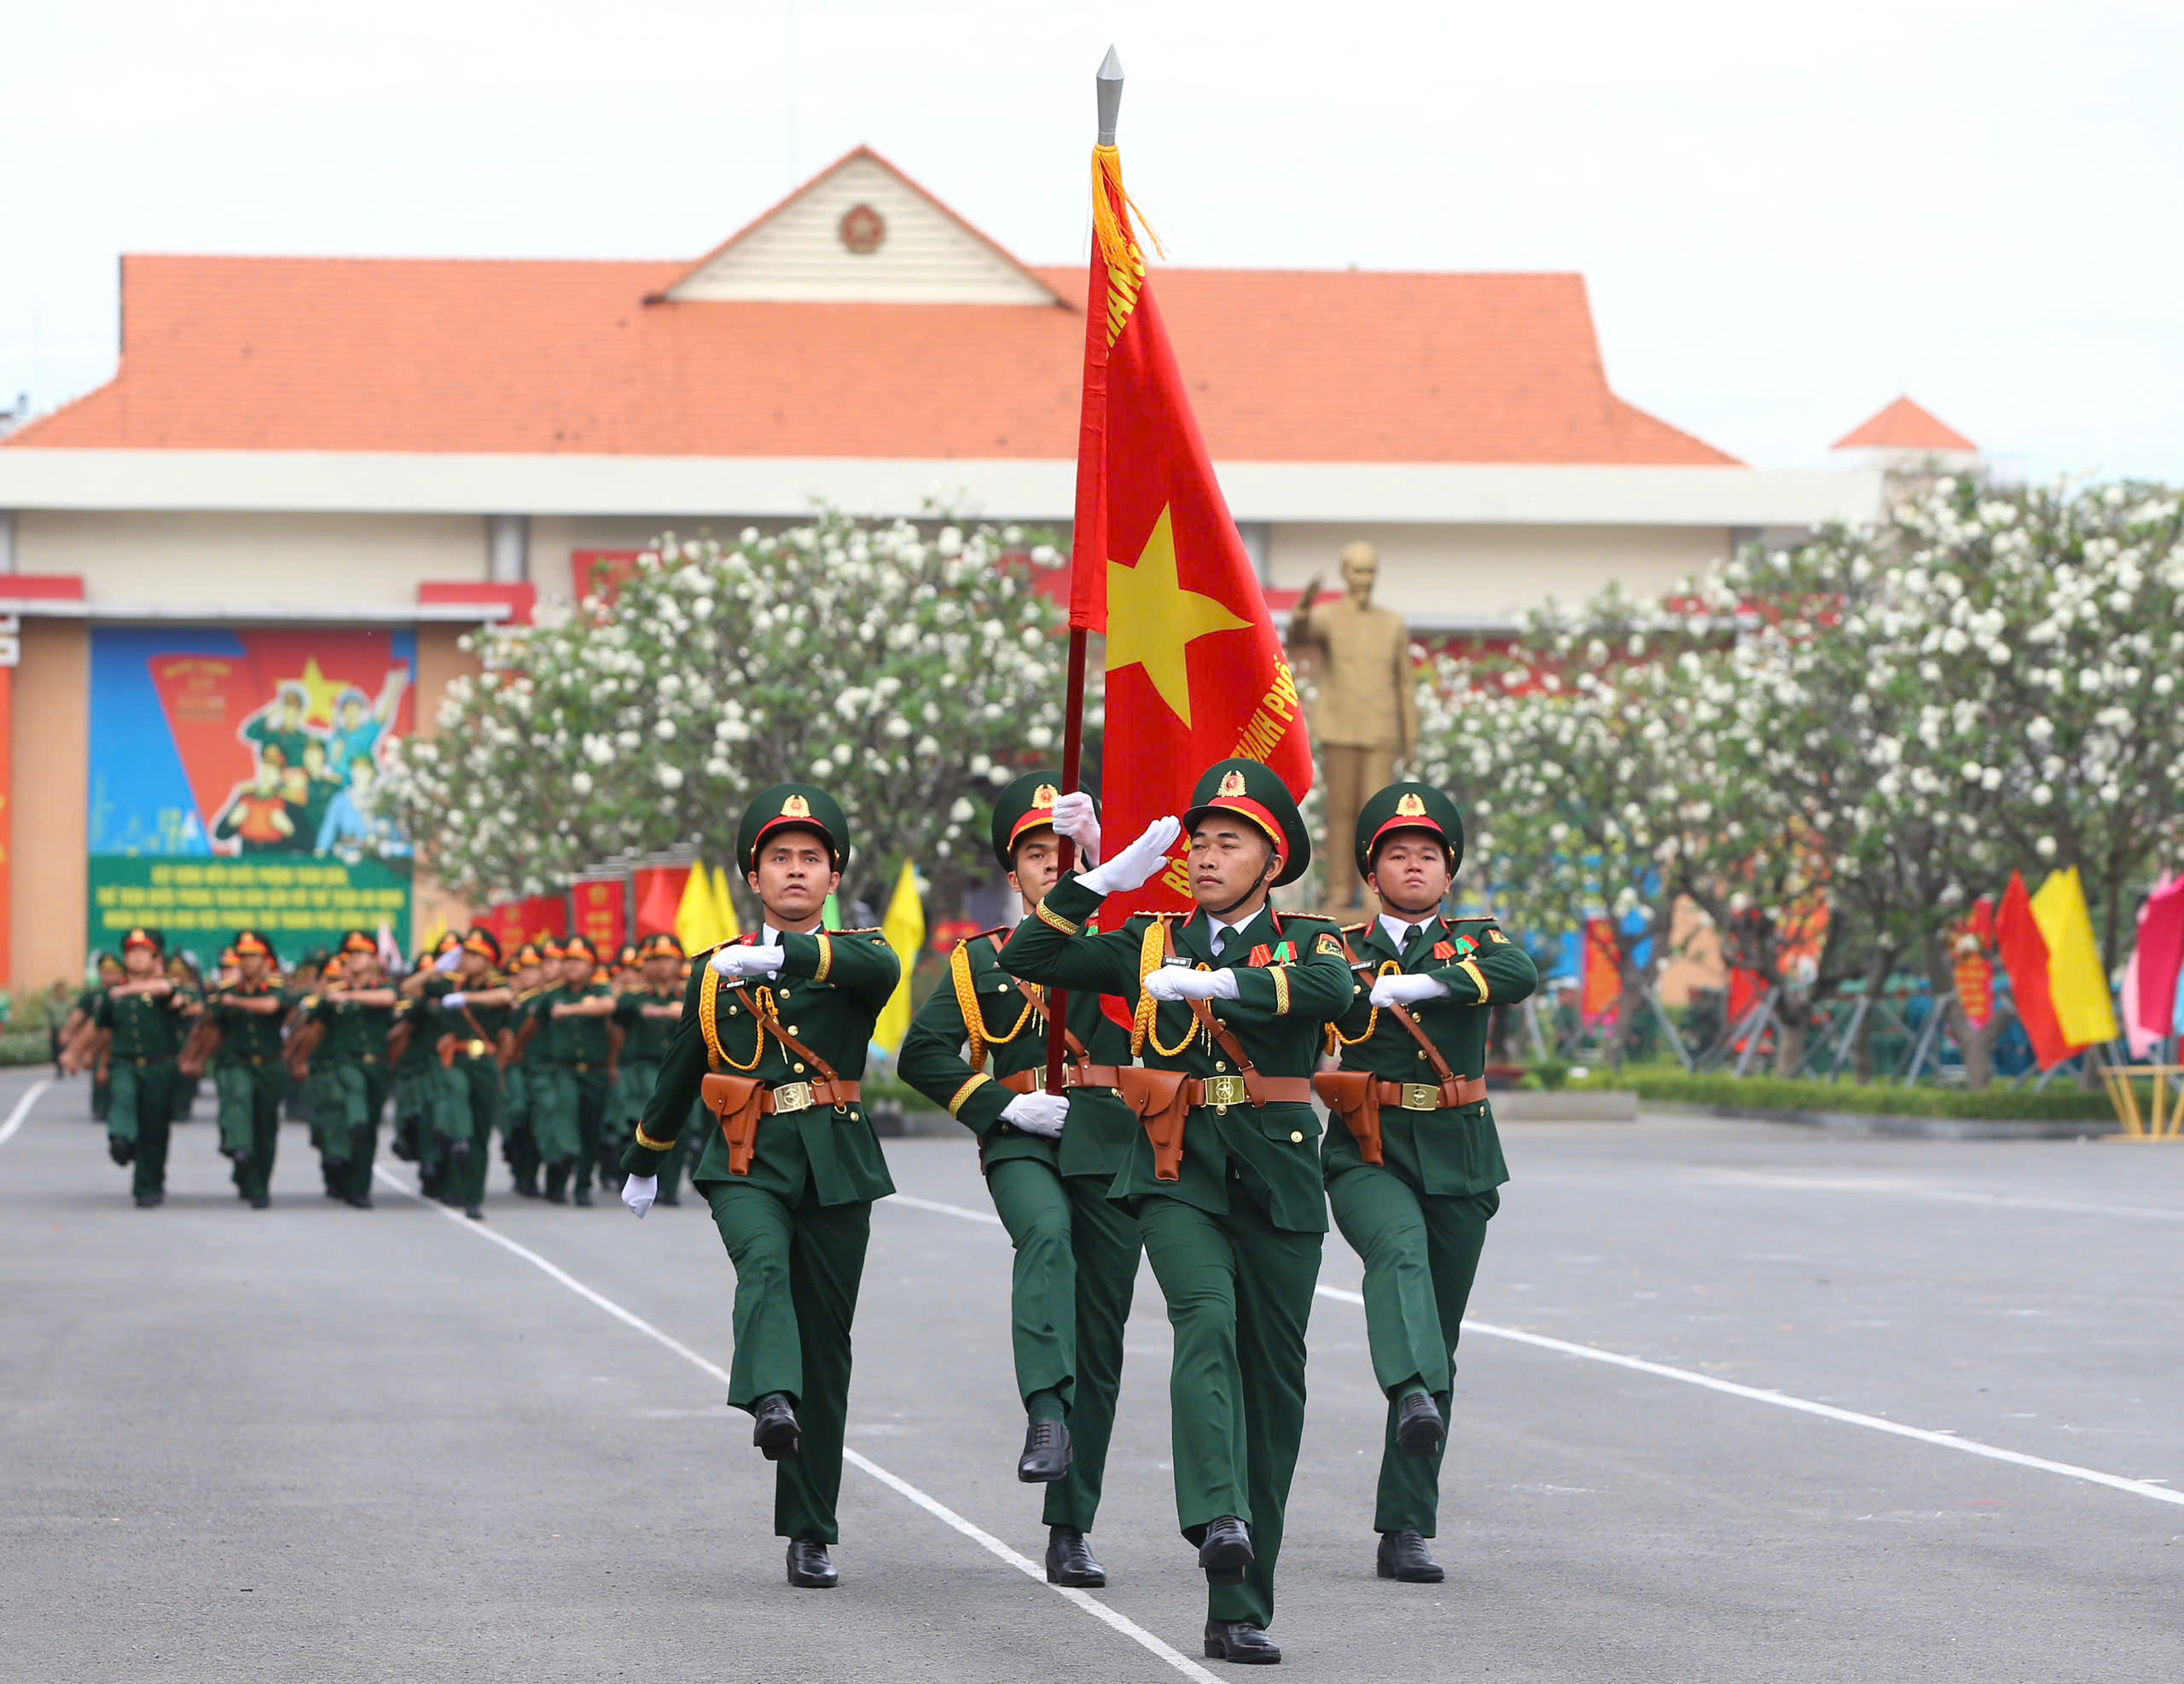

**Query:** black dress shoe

left=1018, top=1418, right=1072, bottom=1484
left=572, top=1185, right=594, bottom=1207
left=108, top=1137, right=135, bottom=1166
left=464, top=1205, right=485, bottom=1221
left=785, top=1539, right=838, bottom=1588
left=346, top=1193, right=374, bottom=1210
left=751, top=1394, right=801, bottom=1460
left=655, top=1191, right=679, bottom=1207
left=249, top=1193, right=270, bottom=1211
left=1197, top=1516, right=1253, bottom=1586
left=133, top=1192, right=160, bottom=1209
left=1045, top=1526, right=1106, bottom=1587
left=1377, top=1530, right=1444, bottom=1582
left=1394, top=1390, right=1446, bottom=1458
left=1203, top=1619, right=1281, bottom=1664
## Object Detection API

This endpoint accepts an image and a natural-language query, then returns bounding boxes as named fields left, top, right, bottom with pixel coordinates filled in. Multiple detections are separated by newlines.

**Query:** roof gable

left=1832, top=396, right=1976, bottom=454
left=660, top=146, right=1063, bottom=307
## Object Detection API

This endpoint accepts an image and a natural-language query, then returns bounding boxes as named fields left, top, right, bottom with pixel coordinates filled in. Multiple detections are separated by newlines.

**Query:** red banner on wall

left=478, top=894, right=570, bottom=957
left=572, top=877, right=627, bottom=955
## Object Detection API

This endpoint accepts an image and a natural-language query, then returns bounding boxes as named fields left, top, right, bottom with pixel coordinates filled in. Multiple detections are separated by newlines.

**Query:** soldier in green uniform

left=313, top=932, right=398, bottom=1210
left=399, top=932, right=465, bottom=1200
left=1321, top=783, right=1536, bottom=1586
left=897, top=773, right=1142, bottom=1588
left=84, top=927, right=192, bottom=1207
left=61, top=953, right=124, bottom=1121
left=612, top=933, right=689, bottom=1205
left=498, top=942, right=550, bottom=1198
left=207, top=930, right=288, bottom=1210
left=523, top=935, right=617, bottom=1206
left=425, top=927, right=517, bottom=1221
left=389, top=955, right=436, bottom=1170
left=618, top=785, right=898, bottom=1591
left=1002, top=759, right=1353, bottom=1666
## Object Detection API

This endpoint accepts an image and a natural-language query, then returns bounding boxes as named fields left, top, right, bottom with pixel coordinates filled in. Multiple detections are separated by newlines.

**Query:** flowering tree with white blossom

left=382, top=513, right=1074, bottom=919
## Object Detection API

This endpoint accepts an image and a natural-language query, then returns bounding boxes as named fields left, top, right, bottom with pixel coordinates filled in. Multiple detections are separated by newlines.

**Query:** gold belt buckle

left=465, top=1039, right=489, bottom=1058
left=1203, top=1074, right=1247, bottom=1112
left=772, top=1081, right=816, bottom=1114
left=1399, top=1083, right=1440, bottom=1111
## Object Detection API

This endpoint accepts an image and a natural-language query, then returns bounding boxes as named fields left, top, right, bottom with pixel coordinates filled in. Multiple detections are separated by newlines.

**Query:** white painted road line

left=0, top=1077, right=54, bottom=1148
left=1699, top=1168, right=2184, bottom=1225
left=883, top=1190, right=2184, bottom=1513
left=373, top=1167, right=1222, bottom=1684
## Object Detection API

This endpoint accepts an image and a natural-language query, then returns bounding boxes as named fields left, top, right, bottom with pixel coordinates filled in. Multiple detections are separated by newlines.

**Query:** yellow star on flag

left=1105, top=505, right=1250, bottom=729
left=288, top=658, right=347, bottom=729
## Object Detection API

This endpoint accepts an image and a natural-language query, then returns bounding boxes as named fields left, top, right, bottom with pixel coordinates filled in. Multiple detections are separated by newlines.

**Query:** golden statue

left=1287, top=541, right=1419, bottom=912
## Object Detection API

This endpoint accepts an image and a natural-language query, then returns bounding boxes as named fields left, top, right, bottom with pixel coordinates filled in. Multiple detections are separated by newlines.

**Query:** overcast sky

left=6, top=0, right=2178, bottom=478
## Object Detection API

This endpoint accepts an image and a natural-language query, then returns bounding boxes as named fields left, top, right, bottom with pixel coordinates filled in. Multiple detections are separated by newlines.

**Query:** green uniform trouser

left=1136, top=1192, right=1322, bottom=1631
left=109, top=1059, right=180, bottom=1199
left=656, top=1099, right=707, bottom=1202
left=1328, top=1170, right=1497, bottom=1537
left=500, top=1065, right=538, bottom=1186
left=534, top=1064, right=609, bottom=1190
left=707, top=1178, right=870, bottom=1545
left=439, top=1054, right=502, bottom=1208
left=985, top=1159, right=1141, bottom=1533
left=91, top=1069, right=113, bottom=1123
left=215, top=1060, right=284, bottom=1201
left=171, top=1072, right=199, bottom=1123
left=322, top=1060, right=392, bottom=1202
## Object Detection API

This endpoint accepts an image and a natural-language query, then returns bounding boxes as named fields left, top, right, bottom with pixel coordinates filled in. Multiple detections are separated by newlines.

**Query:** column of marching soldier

left=63, top=760, right=1533, bottom=1669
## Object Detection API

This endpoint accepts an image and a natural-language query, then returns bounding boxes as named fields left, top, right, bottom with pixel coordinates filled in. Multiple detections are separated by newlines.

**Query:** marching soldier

left=1002, top=759, right=1353, bottom=1665
left=206, top=930, right=288, bottom=1210
left=61, top=953, right=125, bottom=1121
left=522, top=935, right=618, bottom=1205
left=618, top=784, right=899, bottom=1591
left=401, top=932, right=465, bottom=1200
left=611, top=933, right=688, bottom=1205
left=78, top=928, right=192, bottom=1207
left=897, top=774, right=1141, bottom=1588
left=389, top=955, right=438, bottom=1171
left=499, top=942, right=550, bottom=1199
left=312, top=932, right=398, bottom=1210
left=426, top=927, right=517, bottom=1221
left=1319, top=784, right=1535, bottom=1585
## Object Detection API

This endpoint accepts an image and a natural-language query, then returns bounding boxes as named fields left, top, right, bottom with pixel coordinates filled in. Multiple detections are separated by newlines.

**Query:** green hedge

left=1569, top=1066, right=2117, bottom=1122
left=0, top=1031, right=53, bottom=1066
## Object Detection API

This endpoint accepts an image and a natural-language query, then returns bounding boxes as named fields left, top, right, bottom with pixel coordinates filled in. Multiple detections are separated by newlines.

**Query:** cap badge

left=781, top=794, right=812, bottom=819
left=1397, top=793, right=1426, bottom=817
left=1218, top=769, right=1247, bottom=798
left=1032, top=784, right=1059, bottom=810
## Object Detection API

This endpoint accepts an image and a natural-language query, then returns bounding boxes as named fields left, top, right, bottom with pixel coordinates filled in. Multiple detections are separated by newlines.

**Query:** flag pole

left=1046, top=46, right=1124, bottom=1096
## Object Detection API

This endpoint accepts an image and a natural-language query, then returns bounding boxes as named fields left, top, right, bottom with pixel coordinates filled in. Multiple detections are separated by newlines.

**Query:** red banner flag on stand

left=1995, top=870, right=2072, bottom=1069
left=1063, top=135, right=1311, bottom=917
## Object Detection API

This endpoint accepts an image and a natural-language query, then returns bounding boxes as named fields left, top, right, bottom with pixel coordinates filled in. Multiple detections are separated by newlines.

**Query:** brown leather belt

left=1374, top=1076, right=1490, bottom=1111
left=1193, top=1073, right=1315, bottom=1110
left=999, top=1066, right=1124, bottom=1095
left=769, top=1077, right=861, bottom=1115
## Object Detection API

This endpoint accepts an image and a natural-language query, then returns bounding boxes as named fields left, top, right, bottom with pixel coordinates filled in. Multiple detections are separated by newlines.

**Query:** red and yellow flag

left=1068, top=144, right=1311, bottom=914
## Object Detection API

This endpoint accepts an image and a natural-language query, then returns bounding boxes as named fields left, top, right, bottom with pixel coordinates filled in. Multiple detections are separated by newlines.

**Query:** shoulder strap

left=733, top=983, right=845, bottom=1089
left=1161, top=919, right=1258, bottom=1073
left=1380, top=988, right=1460, bottom=1088
left=986, top=932, right=1089, bottom=1063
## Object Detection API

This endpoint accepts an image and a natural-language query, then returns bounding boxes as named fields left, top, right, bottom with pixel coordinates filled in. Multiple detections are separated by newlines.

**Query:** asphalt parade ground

left=4, top=1071, right=2181, bottom=1682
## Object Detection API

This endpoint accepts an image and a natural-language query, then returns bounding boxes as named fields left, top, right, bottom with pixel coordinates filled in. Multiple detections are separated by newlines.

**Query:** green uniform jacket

left=426, top=975, right=514, bottom=1051
left=613, top=987, right=682, bottom=1063
left=1323, top=914, right=1538, bottom=1194
left=623, top=929, right=899, bottom=1206
left=211, top=983, right=287, bottom=1065
left=530, top=983, right=613, bottom=1065
left=96, top=987, right=189, bottom=1060
left=313, top=994, right=396, bottom=1064
left=897, top=926, right=1139, bottom=1180
left=998, top=874, right=1351, bottom=1234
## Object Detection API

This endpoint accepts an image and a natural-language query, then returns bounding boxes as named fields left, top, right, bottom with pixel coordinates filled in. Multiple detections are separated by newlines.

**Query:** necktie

left=1211, top=926, right=1229, bottom=958
left=1406, top=924, right=1424, bottom=949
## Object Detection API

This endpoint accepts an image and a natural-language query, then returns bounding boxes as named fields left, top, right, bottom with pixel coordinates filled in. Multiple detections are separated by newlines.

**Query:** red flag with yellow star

left=1063, top=143, right=1312, bottom=915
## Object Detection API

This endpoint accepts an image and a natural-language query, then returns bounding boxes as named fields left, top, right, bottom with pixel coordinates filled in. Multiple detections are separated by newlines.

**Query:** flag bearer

left=210, top=930, right=288, bottom=1210
left=1002, top=758, right=1352, bottom=1666
left=618, top=784, right=898, bottom=1591
left=898, top=773, right=1142, bottom=1588
left=82, top=927, right=191, bottom=1207
left=1321, top=784, right=1535, bottom=1586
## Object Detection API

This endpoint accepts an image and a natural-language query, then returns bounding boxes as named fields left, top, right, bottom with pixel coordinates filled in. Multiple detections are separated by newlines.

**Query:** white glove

left=1143, top=967, right=1241, bottom=1002
left=434, top=948, right=463, bottom=974
left=1076, top=816, right=1182, bottom=897
left=711, top=944, right=786, bottom=980
left=1001, top=1091, right=1069, bottom=1139
left=1051, top=791, right=1102, bottom=867
left=622, top=1174, right=658, bottom=1218
left=442, top=991, right=468, bottom=1010
left=1370, top=972, right=1450, bottom=1007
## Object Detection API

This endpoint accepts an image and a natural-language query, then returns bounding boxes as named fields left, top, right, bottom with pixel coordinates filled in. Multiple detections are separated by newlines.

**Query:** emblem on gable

left=1218, top=769, right=1247, bottom=798
left=839, top=203, right=886, bottom=255
left=781, top=794, right=812, bottom=819
left=1397, top=793, right=1426, bottom=817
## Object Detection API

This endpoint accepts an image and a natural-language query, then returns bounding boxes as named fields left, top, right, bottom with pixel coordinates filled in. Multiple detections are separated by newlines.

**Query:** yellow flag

left=871, top=860, right=925, bottom=1055
left=2030, top=866, right=2121, bottom=1048
left=710, top=864, right=742, bottom=944
left=675, top=864, right=723, bottom=954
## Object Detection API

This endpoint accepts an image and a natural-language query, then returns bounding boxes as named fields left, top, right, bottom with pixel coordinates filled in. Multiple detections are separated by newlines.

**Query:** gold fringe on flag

left=1091, top=143, right=1163, bottom=348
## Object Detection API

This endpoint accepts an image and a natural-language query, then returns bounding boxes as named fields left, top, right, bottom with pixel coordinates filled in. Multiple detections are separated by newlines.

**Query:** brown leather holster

left=701, top=987, right=859, bottom=1177
left=1114, top=1067, right=1193, bottom=1182
left=1313, top=1070, right=1385, bottom=1165
left=1318, top=980, right=1486, bottom=1162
